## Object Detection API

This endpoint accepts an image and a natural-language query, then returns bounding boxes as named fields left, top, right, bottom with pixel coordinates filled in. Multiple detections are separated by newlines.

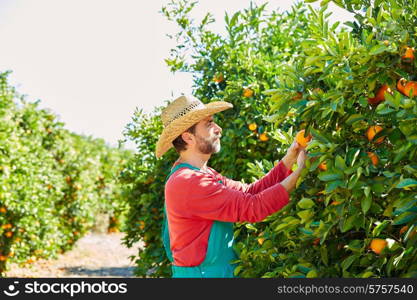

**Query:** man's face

left=193, top=115, right=222, bottom=155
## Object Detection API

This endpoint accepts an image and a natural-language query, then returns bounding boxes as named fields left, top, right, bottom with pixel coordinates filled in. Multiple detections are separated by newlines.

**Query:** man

left=155, top=95, right=307, bottom=278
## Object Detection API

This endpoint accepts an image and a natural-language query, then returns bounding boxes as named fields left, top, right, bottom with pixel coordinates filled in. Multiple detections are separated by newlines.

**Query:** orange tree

left=123, top=0, right=417, bottom=277
left=121, top=0, right=314, bottom=277
left=0, top=71, right=131, bottom=275
left=234, top=0, right=417, bottom=277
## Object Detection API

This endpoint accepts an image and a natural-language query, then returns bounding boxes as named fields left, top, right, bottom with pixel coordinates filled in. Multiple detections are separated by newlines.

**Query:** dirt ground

left=4, top=232, right=143, bottom=278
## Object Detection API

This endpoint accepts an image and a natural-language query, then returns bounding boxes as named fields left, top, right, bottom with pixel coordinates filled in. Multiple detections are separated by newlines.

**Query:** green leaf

left=306, top=270, right=318, bottom=278
left=341, top=254, right=358, bottom=271
left=299, top=227, right=313, bottom=235
left=361, top=271, right=374, bottom=278
left=297, top=198, right=316, bottom=209
left=297, top=210, right=314, bottom=223
left=372, top=220, right=390, bottom=236
left=396, top=179, right=417, bottom=189
left=318, top=171, right=344, bottom=181
left=369, top=45, right=388, bottom=55
left=393, top=211, right=417, bottom=225
left=335, top=155, right=347, bottom=170
left=320, top=246, right=328, bottom=266
left=325, top=180, right=344, bottom=193
left=341, top=215, right=356, bottom=233
left=309, top=128, right=331, bottom=144
left=361, top=196, right=372, bottom=214
left=346, top=114, right=365, bottom=125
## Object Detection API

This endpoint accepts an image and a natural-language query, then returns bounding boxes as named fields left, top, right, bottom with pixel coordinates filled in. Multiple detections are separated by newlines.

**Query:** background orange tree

left=0, top=71, right=131, bottom=275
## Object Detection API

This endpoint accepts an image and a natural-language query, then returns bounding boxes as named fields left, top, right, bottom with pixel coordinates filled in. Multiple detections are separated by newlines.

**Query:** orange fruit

left=243, top=88, right=254, bottom=98
left=0, top=207, right=6, bottom=213
left=366, top=125, right=384, bottom=144
left=248, top=123, right=257, bottom=131
left=139, top=221, right=145, bottom=230
left=5, top=231, right=13, bottom=238
left=367, top=152, right=379, bottom=166
left=257, top=238, right=265, bottom=245
left=383, top=40, right=389, bottom=46
left=401, top=46, right=415, bottom=61
left=370, top=238, right=387, bottom=255
left=0, top=255, right=7, bottom=261
left=318, top=161, right=327, bottom=171
left=213, top=73, right=224, bottom=83
left=399, top=226, right=409, bottom=235
left=259, top=132, right=269, bottom=142
left=397, top=78, right=417, bottom=97
left=368, top=84, right=392, bottom=105
left=296, top=130, right=312, bottom=147
left=292, top=92, right=303, bottom=101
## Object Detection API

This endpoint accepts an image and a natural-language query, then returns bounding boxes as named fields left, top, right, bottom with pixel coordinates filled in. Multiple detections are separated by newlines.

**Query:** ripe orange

left=243, top=88, right=254, bottom=98
left=292, top=92, right=303, bottom=101
left=26, top=258, right=35, bottom=264
left=368, top=84, right=392, bottom=105
left=2, top=224, right=12, bottom=229
left=0, top=207, right=6, bottom=213
left=399, top=226, right=409, bottom=235
left=401, top=46, right=415, bottom=61
left=259, top=132, right=269, bottom=142
left=5, top=231, right=13, bottom=238
left=248, top=123, right=257, bottom=131
left=0, top=255, right=7, bottom=261
left=213, top=73, right=224, bottom=83
left=366, top=125, right=384, bottom=144
left=367, top=152, right=379, bottom=166
left=370, top=238, right=387, bottom=255
left=296, top=130, right=312, bottom=147
left=318, top=161, right=327, bottom=171
left=397, top=78, right=417, bottom=97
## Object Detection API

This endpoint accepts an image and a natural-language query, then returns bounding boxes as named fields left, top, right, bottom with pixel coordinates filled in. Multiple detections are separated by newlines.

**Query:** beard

left=195, top=133, right=221, bottom=154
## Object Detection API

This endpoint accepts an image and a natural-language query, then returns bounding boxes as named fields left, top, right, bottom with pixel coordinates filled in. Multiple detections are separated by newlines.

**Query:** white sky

left=0, top=0, right=353, bottom=150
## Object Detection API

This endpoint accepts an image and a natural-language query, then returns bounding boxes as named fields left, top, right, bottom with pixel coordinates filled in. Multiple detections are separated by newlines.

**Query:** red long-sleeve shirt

left=164, top=161, right=292, bottom=267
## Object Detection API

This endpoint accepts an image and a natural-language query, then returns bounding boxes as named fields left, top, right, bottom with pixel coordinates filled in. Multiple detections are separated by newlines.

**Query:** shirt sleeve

left=166, top=168, right=290, bottom=223
left=217, top=161, right=292, bottom=194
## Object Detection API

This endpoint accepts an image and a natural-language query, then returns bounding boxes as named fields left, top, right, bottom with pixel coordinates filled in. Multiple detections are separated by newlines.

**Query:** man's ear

left=181, top=131, right=194, bottom=146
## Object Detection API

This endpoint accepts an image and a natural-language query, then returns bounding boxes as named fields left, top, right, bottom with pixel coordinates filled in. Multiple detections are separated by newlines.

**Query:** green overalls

left=162, top=163, right=237, bottom=278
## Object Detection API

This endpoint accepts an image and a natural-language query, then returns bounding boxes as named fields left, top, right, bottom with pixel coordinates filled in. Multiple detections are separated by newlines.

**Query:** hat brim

left=155, top=101, right=233, bottom=158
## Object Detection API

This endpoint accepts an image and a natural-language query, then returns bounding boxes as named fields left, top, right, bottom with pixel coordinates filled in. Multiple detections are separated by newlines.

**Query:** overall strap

left=162, top=163, right=201, bottom=263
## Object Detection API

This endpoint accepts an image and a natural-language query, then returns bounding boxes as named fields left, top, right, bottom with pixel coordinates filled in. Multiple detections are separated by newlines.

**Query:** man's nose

left=214, top=123, right=222, bottom=134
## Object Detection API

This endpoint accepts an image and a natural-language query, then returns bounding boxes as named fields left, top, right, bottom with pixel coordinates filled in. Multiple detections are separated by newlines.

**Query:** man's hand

left=297, top=149, right=307, bottom=169
left=282, top=141, right=302, bottom=170
left=280, top=149, right=307, bottom=193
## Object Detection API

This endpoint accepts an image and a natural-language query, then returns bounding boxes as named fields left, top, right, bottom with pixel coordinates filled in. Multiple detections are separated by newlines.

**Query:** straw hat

left=155, top=95, right=233, bottom=158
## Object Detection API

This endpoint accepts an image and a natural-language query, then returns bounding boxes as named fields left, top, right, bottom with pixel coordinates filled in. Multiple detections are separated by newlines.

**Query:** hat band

left=164, top=100, right=206, bottom=127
